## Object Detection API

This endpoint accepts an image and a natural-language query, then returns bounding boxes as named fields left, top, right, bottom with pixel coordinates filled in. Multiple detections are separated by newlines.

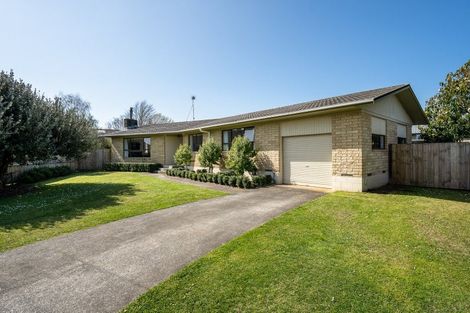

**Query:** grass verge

left=0, top=172, right=225, bottom=252
left=124, top=187, right=470, bottom=313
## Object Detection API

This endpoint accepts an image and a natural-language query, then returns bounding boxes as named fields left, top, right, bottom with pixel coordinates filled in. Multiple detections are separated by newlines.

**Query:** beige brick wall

left=331, top=110, right=363, bottom=177
left=111, top=137, right=124, bottom=162
left=253, top=122, right=281, bottom=173
left=362, top=115, right=398, bottom=176
left=151, top=136, right=165, bottom=164
left=110, top=135, right=164, bottom=164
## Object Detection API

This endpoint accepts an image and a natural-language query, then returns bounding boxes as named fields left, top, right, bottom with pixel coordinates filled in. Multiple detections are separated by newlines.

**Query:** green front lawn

left=124, top=187, right=470, bottom=313
left=0, top=172, right=225, bottom=252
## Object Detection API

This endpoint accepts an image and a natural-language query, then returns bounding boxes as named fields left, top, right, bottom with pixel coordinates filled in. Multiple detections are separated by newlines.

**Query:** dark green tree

left=0, top=71, right=98, bottom=187
left=0, top=70, right=54, bottom=186
left=51, top=94, right=98, bottom=159
left=421, top=60, right=470, bottom=142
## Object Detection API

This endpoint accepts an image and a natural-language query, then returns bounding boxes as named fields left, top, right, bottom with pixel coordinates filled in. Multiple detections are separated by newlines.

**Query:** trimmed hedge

left=165, top=168, right=273, bottom=189
left=17, top=166, right=74, bottom=184
left=104, top=163, right=162, bottom=173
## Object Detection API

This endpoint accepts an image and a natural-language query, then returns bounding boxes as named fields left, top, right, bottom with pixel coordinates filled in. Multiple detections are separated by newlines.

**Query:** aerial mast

left=191, top=96, right=196, bottom=120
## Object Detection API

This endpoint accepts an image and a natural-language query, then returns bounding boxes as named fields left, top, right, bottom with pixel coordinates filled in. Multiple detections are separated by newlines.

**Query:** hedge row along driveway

left=0, top=172, right=225, bottom=252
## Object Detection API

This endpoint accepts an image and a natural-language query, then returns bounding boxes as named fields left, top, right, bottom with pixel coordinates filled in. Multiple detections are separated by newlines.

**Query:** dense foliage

left=165, top=168, right=273, bottom=189
left=0, top=70, right=97, bottom=187
left=225, top=136, right=257, bottom=175
left=17, top=166, right=74, bottom=184
left=197, top=138, right=222, bottom=173
left=104, top=162, right=162, bottom=172
left=106, top=100, right=173, bottom=130
left=174, top=144, right=192, bottom=168
left=421, top=59, right=470, bottom=142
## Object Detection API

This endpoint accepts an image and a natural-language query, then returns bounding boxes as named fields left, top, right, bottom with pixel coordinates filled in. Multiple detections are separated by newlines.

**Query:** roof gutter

left=198, top=128, right=211, bottom=138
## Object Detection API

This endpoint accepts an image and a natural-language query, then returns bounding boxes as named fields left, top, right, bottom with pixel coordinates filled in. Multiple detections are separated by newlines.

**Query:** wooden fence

left=390, top=143, right=470, bottom=190
left=5, top=149, right=110, bottom=183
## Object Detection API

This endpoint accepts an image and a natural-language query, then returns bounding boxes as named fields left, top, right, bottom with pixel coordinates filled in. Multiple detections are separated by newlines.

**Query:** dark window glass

left=222, top=127, right=255, bottom=151
left=397, top=137, right=407, bottom=144
left=372, top=134, right=385, bottom=149
left=189, top=134, right=203, bottom=152
left=124, top=138, right=151, bottom=157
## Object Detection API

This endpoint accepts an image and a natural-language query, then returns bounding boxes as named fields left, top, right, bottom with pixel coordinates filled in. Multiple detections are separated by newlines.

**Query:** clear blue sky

left=1, top=0, right=469, bottom=127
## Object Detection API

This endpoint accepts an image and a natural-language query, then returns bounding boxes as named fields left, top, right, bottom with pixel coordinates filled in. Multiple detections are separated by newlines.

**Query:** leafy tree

left=197, top=138, right=222, bottom=173
left=174, top=144, right=192, bottom=169
left=0, top=71, right=98, bottom=187
left=51, top=94, right=98, bottom=159
left=421, top=60, right=470, bottom=142
left=0, top=70, right=54, bottom=186
left=225, top=136, right=257, bottom=175
left=107, top=101, right=173, bottom=129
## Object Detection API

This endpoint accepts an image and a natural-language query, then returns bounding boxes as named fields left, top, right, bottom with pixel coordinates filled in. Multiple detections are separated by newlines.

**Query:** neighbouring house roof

left=106, top=84, right=426, bottom=137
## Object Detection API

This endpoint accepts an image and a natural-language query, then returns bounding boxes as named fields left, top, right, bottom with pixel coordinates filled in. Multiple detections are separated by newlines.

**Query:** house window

left=372, top=134, right=385, bottom=149
left=189, top=134, right=203, bottom=152
left=222, top=127, right=255, bottom=151
left=397, top=124, right=407, bottom=144
left=123, top=138, right=151, bottom=157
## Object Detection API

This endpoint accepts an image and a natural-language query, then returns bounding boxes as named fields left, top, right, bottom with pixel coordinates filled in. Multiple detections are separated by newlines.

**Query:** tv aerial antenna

left=187, top=95, right=196, bottom=121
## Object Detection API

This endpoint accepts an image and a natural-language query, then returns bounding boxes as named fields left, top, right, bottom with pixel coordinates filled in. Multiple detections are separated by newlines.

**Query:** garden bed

left=165, top=168, right=273, bottom=189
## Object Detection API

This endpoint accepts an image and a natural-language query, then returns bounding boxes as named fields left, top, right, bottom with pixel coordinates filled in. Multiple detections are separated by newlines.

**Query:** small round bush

left=228, top=176, right=237, bottom=187
left=265, top=175, right=273, bottom=185
left=223, top=175, right=230, bottom=185
left=242, top=176, right=252, bottom=189
left=236, top=176, right=243, bottom=188
left=217, top=174, right=224, bottom=184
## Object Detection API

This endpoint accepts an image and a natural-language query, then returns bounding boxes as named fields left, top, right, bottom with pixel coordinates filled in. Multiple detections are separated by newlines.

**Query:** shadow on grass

left=371, top=184, right=470, bottom=204
left=0, top=182, right=137, bottom=231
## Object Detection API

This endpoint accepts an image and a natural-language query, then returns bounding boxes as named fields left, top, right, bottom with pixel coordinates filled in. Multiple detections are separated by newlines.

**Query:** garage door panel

left=283, top=134, right=332, bottom=187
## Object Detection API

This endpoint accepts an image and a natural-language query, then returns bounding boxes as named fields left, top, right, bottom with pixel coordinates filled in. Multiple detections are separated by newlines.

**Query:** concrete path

left=0, top=186, right=322, bottom=313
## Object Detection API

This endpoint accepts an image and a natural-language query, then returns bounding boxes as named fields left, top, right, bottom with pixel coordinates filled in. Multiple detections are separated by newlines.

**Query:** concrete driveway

left=0, top=186, right=322, bottom=313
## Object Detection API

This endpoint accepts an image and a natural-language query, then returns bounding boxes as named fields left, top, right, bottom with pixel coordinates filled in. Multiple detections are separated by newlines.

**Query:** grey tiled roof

left=107, top=84, right=408, bottom=136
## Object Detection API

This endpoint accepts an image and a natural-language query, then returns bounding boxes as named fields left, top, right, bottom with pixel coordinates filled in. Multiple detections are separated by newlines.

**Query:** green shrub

left=174, top=144, right=192, bottom=169
left=197, top=138, right=222, bottom=173
left=201, top=174, right=207, bottom=182
left=225, top=136, right=257, bottom=175
left=104, top=163, right=162, bottom=173
left=206, top=173, right=214, bottom=183
left=252, top=175, right=268, bottom=187
left=236, top=176, right=243, bottom=188
left=223, top=175, right=230, bottom=185
left=242, top=176, right=252, bottom=189
left=217, top=174, right=224, bottom=184
left=18, top=166, right=74, bottom=184
left=228, top=176, right=237, bottom=187
left=265, top=174, right=273, bottom=185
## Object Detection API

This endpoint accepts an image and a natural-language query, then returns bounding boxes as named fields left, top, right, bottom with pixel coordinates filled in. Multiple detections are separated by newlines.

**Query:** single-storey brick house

left=106, top=84, right=426, bottom=191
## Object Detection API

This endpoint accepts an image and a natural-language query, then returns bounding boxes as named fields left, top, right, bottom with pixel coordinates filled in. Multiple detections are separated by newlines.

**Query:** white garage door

left=283, top=134, right=332, bottom=188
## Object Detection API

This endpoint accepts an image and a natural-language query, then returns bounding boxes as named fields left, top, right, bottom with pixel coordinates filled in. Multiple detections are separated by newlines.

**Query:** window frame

left=123, top=137, right=151, bottom=158
left=397, top=137, right=407, bottom=144
left=371, top=134, right=386, bottom=150
left=222, top=126, right=255, bottom=151
left=189, top=134, right=203, bottom=152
